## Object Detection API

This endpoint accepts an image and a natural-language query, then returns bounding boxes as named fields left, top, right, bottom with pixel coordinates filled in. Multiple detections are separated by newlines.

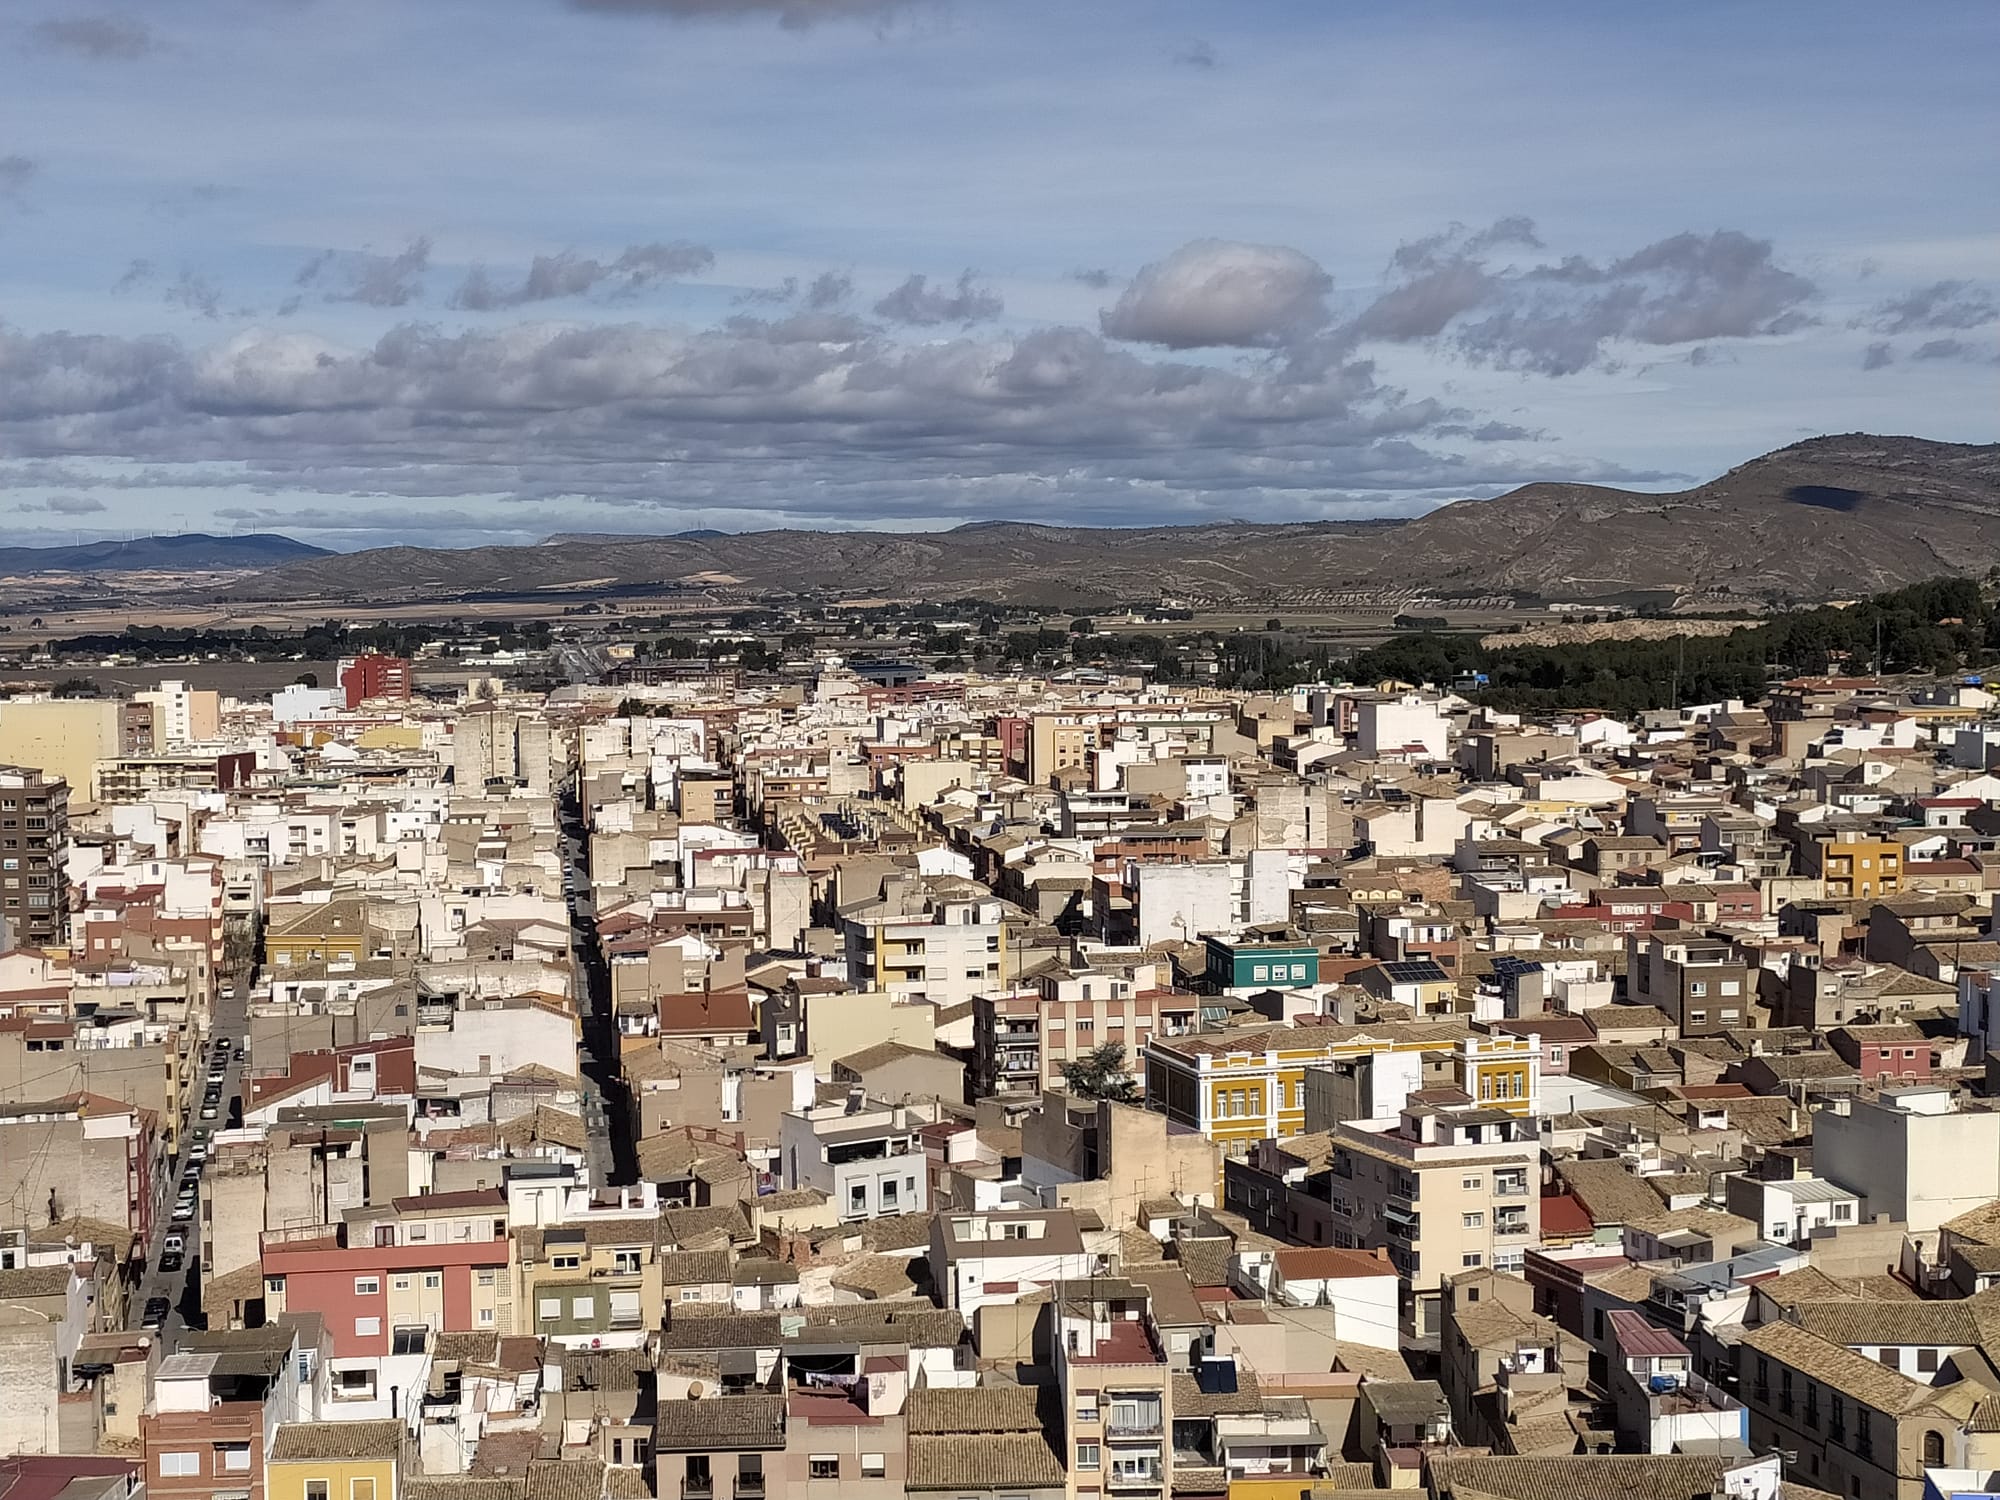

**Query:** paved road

left=559, top=787, right=634, bottom=1186
left=130, top=969, right=251, bottom=1342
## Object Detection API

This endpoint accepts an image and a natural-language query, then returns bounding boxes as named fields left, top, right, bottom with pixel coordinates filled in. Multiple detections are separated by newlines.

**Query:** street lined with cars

left=127, top=971, right=250, bottom=1342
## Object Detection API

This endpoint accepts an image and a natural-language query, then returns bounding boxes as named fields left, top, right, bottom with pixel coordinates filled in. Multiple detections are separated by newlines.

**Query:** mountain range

left=16, top=436, right=2000, bottom=607
left=0, top=533, right=329, bottom=578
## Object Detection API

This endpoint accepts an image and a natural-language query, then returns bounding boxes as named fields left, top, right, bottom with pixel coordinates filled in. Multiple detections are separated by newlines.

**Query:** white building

left=1813, top=1086, right=2000, bottom=1236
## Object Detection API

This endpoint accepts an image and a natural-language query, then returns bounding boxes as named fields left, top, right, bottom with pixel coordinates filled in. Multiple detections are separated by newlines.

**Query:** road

left=130, top=968, right=251, bottom=1342
left=554, top=644, right=610, bottom=686
left=558, top=787, right=634, bottom=1186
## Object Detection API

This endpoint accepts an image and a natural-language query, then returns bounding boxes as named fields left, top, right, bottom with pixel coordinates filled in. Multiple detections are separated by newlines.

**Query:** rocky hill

left=228, top=434, right=2000, bottom=606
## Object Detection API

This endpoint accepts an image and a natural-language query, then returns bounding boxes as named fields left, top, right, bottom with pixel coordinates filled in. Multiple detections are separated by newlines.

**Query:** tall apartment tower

left=0, top=764, right=69, bottom=948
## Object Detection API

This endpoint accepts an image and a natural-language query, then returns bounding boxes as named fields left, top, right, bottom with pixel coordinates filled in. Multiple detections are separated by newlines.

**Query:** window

left=354, top=1276, right=380, bottom=1296
left=1462, top=1175, right=1483, bottom=1190
left=1918, top=1347, right=1940, bottom=1373
left=860, top=1455, right=885, bottom=1479
left=551, top=1254, right=581, bottom=1271
left=1688, top=1010, right=1707, bottom=1026
left=538, top=1297, right=562, bottom=1321
left=355, top=1316, right=382, bottom=1337
left=1462, top=1253, right=1482, bottom=1268
left=679, top=1288, right=703, bottom=1302
left=406, top=1223, right=428, bottom=1243
left=477, top=1268, right=496, bottom=1287
left=1463, top=1212, right=1484, bottom=1229
left=614, top=1249, right=642, bottom=1275
left=1925, top=1431, right=1945, bottom=1466
left=159, top=1454, right=201, bottom=1478
left=1878, top=1347, right=1897, bottom=1366
left=808, top=1457, right=839, bottom=1480
left=571, top=1296, right=594, bottom=1320
left=306, top=1484, right=330, bottom=1500
left=1075, top=1391, right=1099, bottom=1423
left=423, top=1272, right=442, bottom=1290
left=393, top=1275, right=413, bottom=1292
left=478, top=1308, right=495, bottom=1325
left=352, top=1481, right=376, bottom=1500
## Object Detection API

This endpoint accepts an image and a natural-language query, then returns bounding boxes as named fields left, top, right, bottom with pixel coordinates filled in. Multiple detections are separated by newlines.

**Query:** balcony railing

left=682, top=1480, right=713, bottom=1499
left=733, top=1477, right=764, bottom=1499
left=1105, top=1412, right=1164, bottom=1438
left=1494, top=1220, right=1531, bottom=1237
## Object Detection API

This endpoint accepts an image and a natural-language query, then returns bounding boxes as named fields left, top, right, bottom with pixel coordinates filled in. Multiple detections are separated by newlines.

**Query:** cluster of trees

left=37, top=618, right=539, bottom=664
left=1342, top=577, right=1995, bottom=713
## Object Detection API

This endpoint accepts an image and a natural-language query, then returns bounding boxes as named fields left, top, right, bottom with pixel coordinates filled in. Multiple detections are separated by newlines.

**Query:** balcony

left=682, top=1481, right=713, bottom=1500
left=1494, top=1219, right=1531, bottom=1238
left=1104, top=1407, right=1164, bottom=1439
left=733, top=1477, right=764, bottom=1499
left=1105, top=1466, right=1163, bottom=1490
left=1493, top=1179, right=1531, bottom=1198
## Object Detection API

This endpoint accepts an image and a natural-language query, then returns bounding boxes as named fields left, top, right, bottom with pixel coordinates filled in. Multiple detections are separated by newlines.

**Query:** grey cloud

left=113, top=259, right=155, bottom=293
left=164, top=270, right=224, bottom=320
left=295, top=238, right=432, bottom=308
left=452, top=240, right=713, bottom=310
left=0, top=312, right=1627, bottom=529
left=1913, top=338, right=1981, bottom=362
left=1346, top=221, right=1819, bottom=375
left=18, top=494, right=108, bottom=515
left=0, top=156, right=37, bottom=198
left=30, top=16, right=157, bottom=59
left=872, top=271, right=1002, bottom=326
left=1069, top=268, right=1114, bottom=290
left=1860, top=280, right=1999, bottom=336
left=735, top=276, right=797, bottom=306
left=1101, top=239, right=1332, bottom=349
left=566, top=0, right=923, bottom=28
left=804, top=271, right=851, bottom=309
left=1173, top=39, right=1218, bottom=69
left=1862, top=341, right=1894, bottom=370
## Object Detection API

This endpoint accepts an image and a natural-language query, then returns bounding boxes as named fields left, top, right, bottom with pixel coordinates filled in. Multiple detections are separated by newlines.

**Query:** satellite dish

left=686, top=1380, right=707, bottom=1400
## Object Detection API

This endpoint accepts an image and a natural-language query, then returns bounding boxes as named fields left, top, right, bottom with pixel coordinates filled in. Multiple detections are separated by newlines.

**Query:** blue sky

left=0, top=0, right=1993, bottom=548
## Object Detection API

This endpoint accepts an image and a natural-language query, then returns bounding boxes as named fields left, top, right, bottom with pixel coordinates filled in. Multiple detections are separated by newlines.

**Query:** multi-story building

left=143, top=1326, right=312, bottom=1500
left=840, top=882, right=1009, bottom=1007
left=260, top=1189, right=513, bottom=1416
left=1141, top=1023, right=1514, bottom=1156
left=1327, top=1105, right=1542, bottom=1337
left=1625, top=926, right=1753, bottom=1038
left=1202, top=931, right=1320, bottom=993
left=338, top=655, right=414, bottom=709
left=0, top=766, right=68, bottom=948
left=1798, top=828, right=1904, bottom=900
left=927, top=1208, right=1097, bottom=1323
left=779, top=1094, right=930, bottom=1221
left=971, top=960, right=1195, bottom=1099
left=1054, top=1281, right=1174, bottom=1498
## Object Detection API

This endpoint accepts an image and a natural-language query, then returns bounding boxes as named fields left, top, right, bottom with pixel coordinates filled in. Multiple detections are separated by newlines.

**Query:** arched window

left=1924, top=1430, right=1946, bottom=1466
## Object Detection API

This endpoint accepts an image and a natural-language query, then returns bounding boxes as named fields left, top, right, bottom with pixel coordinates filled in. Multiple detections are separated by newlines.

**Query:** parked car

left=199, top=1103, right=218, bottom=1120
left=161, top=1247, right=184, bottom=1274
left=141, top=1296, right=170, bottom=1330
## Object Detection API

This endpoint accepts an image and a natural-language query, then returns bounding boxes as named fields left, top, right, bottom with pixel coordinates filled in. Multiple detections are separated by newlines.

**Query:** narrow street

left=129, top=967, right=251, bottom=1340
left=559, top=787, right=635, bottom=1187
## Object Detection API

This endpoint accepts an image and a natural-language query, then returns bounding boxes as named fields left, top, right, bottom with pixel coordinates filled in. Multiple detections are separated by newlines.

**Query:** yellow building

left=263, top=898, right=372, bottom=968
left=266, top=1420, right=406, bottom=1500
left=1140, top=1021, right=1473, bottom=1154
left=1804, top=829, right=1903, bottom=900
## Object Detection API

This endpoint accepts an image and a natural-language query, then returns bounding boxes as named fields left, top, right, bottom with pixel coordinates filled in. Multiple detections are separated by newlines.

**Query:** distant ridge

left=0, top=532, right=330, bottom=576
left=228, top=434, right=2000, bottom=606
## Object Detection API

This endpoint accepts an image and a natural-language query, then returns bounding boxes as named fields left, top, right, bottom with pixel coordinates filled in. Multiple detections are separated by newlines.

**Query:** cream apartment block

left=1328, top=1105, right=1541, bottom=1338
left=840, top=881, right=1009, bottom=1007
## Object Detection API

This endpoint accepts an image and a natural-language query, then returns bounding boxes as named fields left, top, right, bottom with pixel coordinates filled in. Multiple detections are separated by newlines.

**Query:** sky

left=0, top=0, right=1994, bottom=551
